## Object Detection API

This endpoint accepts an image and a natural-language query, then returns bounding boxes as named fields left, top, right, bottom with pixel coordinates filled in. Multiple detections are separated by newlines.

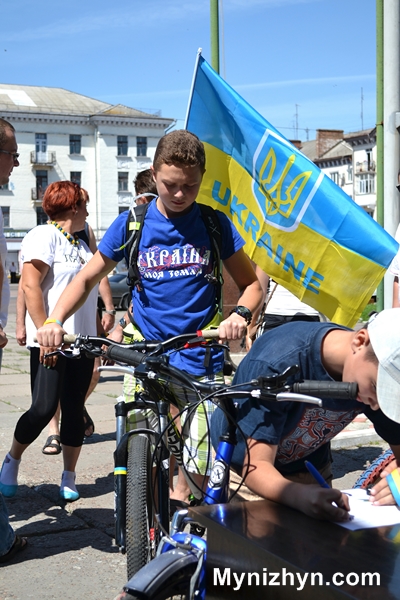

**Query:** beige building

left=0, top=84, right=174, bottom=265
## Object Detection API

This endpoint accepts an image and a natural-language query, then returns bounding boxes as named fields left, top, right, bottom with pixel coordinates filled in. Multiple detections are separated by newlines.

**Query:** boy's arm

left=244, top=438, right=351, bottom=522
left=36, top=250, right=117, bottom=348
left=368, top=444, right=400, bottom=505
left=98, top=277, right=115, bottom=333
left=219, top=249, right=263, bottom=341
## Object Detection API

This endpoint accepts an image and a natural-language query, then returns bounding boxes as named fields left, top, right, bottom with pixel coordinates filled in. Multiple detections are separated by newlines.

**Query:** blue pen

left=304, top=460, right=330, bottom=488
left=304, top=460, right=353, bottom=519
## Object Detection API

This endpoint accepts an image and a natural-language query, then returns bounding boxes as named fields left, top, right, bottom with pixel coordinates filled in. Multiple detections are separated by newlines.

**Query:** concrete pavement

left=0, top=285, right=390, bottom=600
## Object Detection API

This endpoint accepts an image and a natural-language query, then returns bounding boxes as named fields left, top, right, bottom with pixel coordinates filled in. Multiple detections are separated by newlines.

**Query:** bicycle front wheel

left=126, top=434, right=157, bottom=579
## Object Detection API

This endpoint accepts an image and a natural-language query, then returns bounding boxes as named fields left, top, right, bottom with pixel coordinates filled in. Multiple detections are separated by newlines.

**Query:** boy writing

left=36, top=130, right=263, bottom=499
left=211, top=309, right=400, bottom=521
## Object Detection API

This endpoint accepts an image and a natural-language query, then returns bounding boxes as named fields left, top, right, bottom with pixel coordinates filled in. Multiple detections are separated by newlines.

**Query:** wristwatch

left=119, top=317, right=127, bottom=328
left=229, top=305, right=253, bottom=326
left=104, top=309, right=116, bottom=316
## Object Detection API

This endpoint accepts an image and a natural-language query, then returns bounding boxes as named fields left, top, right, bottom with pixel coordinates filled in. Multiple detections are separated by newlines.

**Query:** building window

left=0, top=183, right=9, bottom=191
left=117, top=136, right=128, bottom=156
left=118, top=172, right=129, bottom=192
left=1, top=207, right=10, bottom=227
left=119, top=206, right=129, bottom=214
left=137, top=137, right=147, bottom=156
left=347, top=165, right=353, bottom=183
left=36, top=133, right=47, bottom=154
left=330, top=172, right=339, bottom=185
left=36, top=170, right=48, bottom=200
left=70, top=134, right=82, bottom=155
left=70, top=172, right=81, bottom=186
left=36, top=206, right=48, bottom=225
left=358, top=173, right=375, bottom=195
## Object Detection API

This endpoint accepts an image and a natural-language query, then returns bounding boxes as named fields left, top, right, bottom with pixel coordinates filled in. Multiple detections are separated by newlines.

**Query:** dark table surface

left=190, top=499, right=400, bottom=599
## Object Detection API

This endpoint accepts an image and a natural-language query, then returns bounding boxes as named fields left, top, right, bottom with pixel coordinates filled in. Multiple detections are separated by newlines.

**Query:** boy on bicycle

left=36, top=129, right=263, bottom=501
left=211, top=309, right=400, bottom=521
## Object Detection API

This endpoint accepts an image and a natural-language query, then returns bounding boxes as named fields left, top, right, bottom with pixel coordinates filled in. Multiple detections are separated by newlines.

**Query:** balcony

left=31, top=188, right=46, bottom=202
left=30, top=151, right=56, bottom=166
left=355, top=160, right=376, bottom=174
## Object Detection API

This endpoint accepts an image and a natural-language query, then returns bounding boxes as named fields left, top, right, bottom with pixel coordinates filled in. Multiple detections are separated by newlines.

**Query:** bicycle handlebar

left=292, top=381, right=358, bottom=400
left=53, top=331, right=358, bottom=404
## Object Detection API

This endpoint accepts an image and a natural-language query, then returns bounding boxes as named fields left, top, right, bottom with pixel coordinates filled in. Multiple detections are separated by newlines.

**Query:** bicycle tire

left=352, top=448, right=394, bottom=489
left=126, top=434, right=157, bottom=579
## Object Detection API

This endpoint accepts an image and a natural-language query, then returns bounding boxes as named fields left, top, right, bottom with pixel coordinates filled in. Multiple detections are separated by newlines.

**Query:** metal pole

left=210, top=0, right=220, bottom=74
left=383, top=0, right=400, bottom=308
left=376, top=0, right=384, bottom=311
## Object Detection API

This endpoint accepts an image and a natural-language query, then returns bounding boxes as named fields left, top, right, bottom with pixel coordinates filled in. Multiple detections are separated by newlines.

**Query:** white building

left=0, top=84, right=174, bottom=265
left=300, top=128, right=377, bottom=217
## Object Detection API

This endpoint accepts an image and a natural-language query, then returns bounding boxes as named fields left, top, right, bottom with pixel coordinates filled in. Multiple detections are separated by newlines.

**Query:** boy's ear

left=150, top=165, right=156, bottom=182
left=351, top=328, right=371, bottom=351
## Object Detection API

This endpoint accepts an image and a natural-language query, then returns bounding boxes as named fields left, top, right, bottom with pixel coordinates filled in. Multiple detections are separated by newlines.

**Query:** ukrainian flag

left=186, top=54, right=398, bottom=326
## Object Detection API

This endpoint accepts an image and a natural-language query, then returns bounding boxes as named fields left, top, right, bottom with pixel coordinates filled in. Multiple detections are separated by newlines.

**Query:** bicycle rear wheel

left=126, top=434, right=157, bottom=579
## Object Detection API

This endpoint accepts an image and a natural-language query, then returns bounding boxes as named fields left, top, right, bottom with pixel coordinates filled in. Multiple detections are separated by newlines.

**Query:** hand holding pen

left=304, top=460, right=352, bottom=521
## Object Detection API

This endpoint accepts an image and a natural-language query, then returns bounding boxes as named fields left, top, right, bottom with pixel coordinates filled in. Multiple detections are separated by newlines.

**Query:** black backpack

left=124, top=202, right=224, bottom=311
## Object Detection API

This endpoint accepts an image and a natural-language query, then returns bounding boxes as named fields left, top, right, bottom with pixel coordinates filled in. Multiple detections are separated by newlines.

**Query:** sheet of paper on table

left=336, top=488, right=400, bottom=531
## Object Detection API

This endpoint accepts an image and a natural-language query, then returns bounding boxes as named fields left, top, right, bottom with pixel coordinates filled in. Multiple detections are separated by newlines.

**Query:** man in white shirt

left=0, top=118, right=27, bottom=563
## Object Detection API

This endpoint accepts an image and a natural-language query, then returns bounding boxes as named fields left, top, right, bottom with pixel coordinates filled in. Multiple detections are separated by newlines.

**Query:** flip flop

left=83, top=407, right=95, bottom=437
left=42, top=434, right=61, bottom=455
left=0, top=535, right=28, bottom=563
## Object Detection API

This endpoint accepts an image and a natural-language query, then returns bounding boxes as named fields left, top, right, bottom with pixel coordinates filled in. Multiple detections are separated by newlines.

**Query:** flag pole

left=210, top=0, right=220, bottom=74
left=184, top=48, right=202, bottom=130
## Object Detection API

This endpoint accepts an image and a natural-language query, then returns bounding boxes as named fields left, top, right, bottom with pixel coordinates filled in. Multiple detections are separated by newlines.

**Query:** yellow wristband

left=43, top=318, right=63, bottom=327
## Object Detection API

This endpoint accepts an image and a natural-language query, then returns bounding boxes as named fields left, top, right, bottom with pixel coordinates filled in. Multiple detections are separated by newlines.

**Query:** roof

left=299, top=139, right=317, bottom=161
left=317, top=140, right=352, bottom=160
left=299, top=127, right=376, bottom=161
left=0, top=83, right=169, bottom=120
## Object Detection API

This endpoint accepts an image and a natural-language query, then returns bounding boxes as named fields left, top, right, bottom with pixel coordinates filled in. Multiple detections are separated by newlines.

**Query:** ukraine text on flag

left=185, top=54, right=398, bottom=326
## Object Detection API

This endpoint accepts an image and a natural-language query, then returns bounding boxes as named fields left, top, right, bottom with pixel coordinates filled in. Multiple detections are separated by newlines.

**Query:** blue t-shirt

left=99, top=200, right=244, bottom=375
left=211, top=321, right=400, bottom=474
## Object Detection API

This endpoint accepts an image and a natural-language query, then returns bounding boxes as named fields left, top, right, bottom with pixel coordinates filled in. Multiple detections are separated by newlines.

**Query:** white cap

left=368, top=309, right=400, bottom=424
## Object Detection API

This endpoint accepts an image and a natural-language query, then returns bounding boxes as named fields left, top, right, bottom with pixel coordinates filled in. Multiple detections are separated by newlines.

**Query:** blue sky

left=1, top=0, right=375, bottom=141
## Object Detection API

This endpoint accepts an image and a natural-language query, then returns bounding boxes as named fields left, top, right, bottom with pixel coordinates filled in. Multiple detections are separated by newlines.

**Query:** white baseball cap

left=368, top=309, right=400, bottom=424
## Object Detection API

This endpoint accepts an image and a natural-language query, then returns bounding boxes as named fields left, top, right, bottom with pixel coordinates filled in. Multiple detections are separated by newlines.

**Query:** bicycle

left=53, top=331, right=359, bottom=600
left=55, top=329, right=233, bottom=580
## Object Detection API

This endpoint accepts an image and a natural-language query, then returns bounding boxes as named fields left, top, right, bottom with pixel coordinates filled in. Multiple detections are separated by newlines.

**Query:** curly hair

left=153, top=130, right=205, bottom=173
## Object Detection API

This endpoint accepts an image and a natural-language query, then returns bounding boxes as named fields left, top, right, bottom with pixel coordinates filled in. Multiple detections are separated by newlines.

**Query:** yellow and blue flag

left=186, top=54, right=398, bottom=326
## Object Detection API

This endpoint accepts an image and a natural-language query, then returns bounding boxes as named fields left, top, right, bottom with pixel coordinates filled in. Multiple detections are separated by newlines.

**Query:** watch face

left=119, top=318, right=126, bottom=327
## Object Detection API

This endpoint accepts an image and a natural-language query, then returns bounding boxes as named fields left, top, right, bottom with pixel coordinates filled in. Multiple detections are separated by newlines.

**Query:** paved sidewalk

left=0, top=287, right=388, bottom=600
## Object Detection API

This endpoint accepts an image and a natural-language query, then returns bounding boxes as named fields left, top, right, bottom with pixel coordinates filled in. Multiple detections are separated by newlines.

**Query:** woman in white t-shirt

left=0, top=181, right=98, bottom=502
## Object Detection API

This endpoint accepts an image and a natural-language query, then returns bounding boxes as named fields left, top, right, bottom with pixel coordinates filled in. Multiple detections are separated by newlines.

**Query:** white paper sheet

left=336, top=488, right=400, bottom=530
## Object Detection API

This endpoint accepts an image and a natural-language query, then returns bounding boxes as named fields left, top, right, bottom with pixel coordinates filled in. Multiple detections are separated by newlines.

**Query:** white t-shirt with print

left=21, top=224, right=98, bottom=347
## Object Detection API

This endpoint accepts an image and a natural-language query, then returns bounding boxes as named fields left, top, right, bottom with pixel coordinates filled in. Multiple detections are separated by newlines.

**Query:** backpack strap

left=198, top=203, right=223, bottom=312
left=126, top=202, right=152, bottom=292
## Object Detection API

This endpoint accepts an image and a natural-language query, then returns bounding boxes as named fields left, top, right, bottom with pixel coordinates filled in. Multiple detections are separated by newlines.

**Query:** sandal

left=83, top=407, right=95, bottom=437
left=42, top=434, right=61, bottom=455
left=0, top=535, right=27, bottom=563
